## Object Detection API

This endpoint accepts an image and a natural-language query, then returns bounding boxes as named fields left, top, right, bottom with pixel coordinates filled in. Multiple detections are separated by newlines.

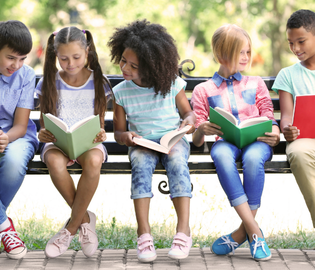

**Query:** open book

left=42, top=113, right=101, bottom=160
left=209, top=107, right=272, bottom=148
left=293, top=94, right=315, bottom=139
left=132, top=125, right=192, bottom=154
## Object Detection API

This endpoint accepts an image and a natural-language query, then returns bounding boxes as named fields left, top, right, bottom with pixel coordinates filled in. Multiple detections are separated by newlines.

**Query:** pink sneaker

left=45, top=219, right=74, bottom=258
left=79, top=211, right=98, bottom=257
left=168, top=232, right=192, bottom=260
left=0, top=218, right=27, bottom=259
left=137, top=233, right=157, bottom=262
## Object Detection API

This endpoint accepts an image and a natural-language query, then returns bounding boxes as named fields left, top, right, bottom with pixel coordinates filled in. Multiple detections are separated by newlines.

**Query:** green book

left=42, top=113, right=101, bottom=160
left=209, top=107, right=272, bottom=149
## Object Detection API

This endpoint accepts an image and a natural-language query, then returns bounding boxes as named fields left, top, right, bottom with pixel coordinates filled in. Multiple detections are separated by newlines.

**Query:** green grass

left=1, top=216, right=315, bottom=251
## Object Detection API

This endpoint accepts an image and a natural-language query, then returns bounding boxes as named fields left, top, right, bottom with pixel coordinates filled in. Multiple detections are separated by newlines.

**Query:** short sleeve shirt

left=36, top=71, right=112, bottom=128
left=113, top=77, right=186, bottom=140
left=272, top=62, right=315, bottom=100
left=0, top=64, right=38, bottom=149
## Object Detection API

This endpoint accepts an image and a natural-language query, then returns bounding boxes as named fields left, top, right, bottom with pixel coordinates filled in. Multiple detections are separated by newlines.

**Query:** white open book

left=214, top=107, right=269, bottom=128
left=132, top=125, right=192, bottom=154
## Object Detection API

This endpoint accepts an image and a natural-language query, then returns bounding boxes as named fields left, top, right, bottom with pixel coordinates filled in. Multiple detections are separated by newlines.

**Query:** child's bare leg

left=133, top=198, right=151, bottom=236
left=45, top=150, right=76, bottom=208
left=230, top=209, right=257, bottom=243
left=134, top=197, right=151, bottom=236
left=172, top=197, right=190, bottom=236
left=66, top=149, right=103, bottom=235
left=233, top=202, right=262, bottom=242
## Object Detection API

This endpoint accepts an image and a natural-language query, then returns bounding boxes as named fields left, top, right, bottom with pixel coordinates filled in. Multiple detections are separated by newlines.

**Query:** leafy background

left=3, top=0, right=312, bottom=77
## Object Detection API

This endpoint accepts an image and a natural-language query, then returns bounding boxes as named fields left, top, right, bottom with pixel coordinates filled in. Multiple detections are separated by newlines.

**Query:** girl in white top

left=36, top=26, right=112, bottom=258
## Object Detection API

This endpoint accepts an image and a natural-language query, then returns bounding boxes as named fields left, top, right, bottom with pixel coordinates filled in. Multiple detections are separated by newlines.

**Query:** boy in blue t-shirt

left=272, top=9, right=315, bottom=228
left=0, top=20, right=38, bottom=259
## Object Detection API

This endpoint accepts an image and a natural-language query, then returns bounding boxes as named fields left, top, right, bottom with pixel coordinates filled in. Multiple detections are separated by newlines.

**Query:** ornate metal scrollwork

left=158, top=180, right=194, bottom=195
left=178, top=59, right=196, bottom=78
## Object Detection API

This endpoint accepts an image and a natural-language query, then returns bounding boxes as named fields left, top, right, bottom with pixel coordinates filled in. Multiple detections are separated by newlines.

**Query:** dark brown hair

left=108, top=19, right=179, bottom=97
left=40, top=26, right=111, bottom=128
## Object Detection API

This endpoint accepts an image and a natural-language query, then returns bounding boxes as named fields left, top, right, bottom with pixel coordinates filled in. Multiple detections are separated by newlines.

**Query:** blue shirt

left=0, top=64, right=38, bottom=149
left=113, top=77, right=187, bottom=140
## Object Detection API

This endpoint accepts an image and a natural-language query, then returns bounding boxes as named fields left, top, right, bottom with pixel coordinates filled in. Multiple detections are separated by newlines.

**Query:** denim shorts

left=128, top=138, right=192, bottom=200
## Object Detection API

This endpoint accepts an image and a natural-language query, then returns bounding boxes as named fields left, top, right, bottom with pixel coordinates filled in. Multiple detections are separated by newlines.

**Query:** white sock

left=0, top=218, right=10, bottom=231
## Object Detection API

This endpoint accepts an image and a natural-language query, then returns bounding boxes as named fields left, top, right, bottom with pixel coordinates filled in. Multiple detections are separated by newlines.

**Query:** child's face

left=56, top=41, right=88, bottom=76
left=119, top=48, right=141, bottom=86
left=287, top=27, right=315, bottom=63
left=0, top=46, right=27, bottom=77
left=236, top=39, right=250, bottom=72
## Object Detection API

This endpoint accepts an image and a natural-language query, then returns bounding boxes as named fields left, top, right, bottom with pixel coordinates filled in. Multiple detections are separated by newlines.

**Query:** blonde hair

left=212, top=24, right=252, bottom=71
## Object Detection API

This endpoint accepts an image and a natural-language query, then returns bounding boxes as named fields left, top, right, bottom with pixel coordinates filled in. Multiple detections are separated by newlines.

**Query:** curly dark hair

left=107, top=19, right=180, bottom=97
left=287, top=9, right=315, bottom=34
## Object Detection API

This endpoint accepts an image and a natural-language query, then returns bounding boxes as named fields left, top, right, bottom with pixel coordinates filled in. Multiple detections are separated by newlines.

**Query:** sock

left=0, top=218, right=11, bottom=231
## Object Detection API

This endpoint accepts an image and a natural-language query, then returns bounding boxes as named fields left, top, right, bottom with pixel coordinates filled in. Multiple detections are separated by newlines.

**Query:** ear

left=85, top=46, right=89, bottom=57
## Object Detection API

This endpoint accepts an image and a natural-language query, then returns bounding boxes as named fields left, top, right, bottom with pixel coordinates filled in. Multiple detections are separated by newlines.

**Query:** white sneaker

left=79, top=211, right=98, bottom=257
left=45, top=219, right=74, bottom=258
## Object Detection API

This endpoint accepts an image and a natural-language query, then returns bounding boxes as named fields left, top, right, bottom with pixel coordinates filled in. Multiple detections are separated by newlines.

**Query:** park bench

left=26, top=60, right=290, bottom=194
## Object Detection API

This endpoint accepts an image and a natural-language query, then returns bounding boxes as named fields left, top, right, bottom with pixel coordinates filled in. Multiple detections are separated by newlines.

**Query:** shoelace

left=54, top=229, right=71, bottom=248
left=218, top=235, right=239, bottom=254
left=79, top=224, right=96, bottom=244
left=251, top=234, right=267, bottom=256
left=0, top=230, right=23, bottom=250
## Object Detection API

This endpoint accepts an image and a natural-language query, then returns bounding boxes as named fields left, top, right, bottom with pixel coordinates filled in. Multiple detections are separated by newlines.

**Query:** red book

left=293, top=95, right=315, bottom=139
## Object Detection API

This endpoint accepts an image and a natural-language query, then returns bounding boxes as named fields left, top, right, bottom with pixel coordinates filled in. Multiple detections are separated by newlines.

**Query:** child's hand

left=38, top=128, right=56, bottom=143
left=180, top=116, right=195, bottom=134
left=198, top=121, right=223, bottom=136
left=0, top=130, right=9, bottom=153
left=283, top=124, right=299, bottom=142
left=257, top=125, right=280, bottom=147
left=122, top=131, right=141, bottom=147
left=94, top=129, right=106, bottom=143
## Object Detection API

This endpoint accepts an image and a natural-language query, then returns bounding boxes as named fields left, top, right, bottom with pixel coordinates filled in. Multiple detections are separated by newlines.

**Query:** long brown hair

left=40, top=26, right=112, bottom=128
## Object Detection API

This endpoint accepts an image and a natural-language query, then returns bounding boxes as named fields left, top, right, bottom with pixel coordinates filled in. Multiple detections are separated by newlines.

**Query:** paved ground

left=1, top=248, right=315, bottom=270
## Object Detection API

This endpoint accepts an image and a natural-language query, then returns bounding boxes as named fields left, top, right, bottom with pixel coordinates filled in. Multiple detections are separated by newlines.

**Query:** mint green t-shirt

left=272, top=62, right=315, bottom=100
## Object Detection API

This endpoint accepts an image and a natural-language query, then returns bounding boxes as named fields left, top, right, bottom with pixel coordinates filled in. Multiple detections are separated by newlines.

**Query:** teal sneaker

left=248, top=231, right=272, bottom=261
left=211, top=232, right=245, bottom=255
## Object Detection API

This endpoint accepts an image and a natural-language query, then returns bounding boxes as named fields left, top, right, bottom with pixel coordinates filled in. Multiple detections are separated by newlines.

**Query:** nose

left=12, top=59, right=19, bottom=69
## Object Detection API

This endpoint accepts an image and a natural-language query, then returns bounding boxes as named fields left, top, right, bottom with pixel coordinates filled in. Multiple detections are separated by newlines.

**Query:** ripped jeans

left=0, top=138, right=36, bottom=224
left=128, top=138, right=192, bottom=200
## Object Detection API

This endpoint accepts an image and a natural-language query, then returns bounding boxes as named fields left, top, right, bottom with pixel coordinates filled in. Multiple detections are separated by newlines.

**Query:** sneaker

left=248, top=230, right=272, bottom=261
left=45, top=219, right=74, bottom=258
left=0, top=218, right=27, bottom=259
left=79, top=211, right=98, bottom=257
left=137, top=233, right=157, bottom=262
left=211, top=232, right=245, bottom=255
left=168, top=232, right=192, bottom=260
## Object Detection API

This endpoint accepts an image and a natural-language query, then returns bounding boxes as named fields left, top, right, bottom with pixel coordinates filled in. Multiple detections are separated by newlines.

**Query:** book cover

left=132, top=125, right=192, bottom=154
left=209, top=107, right=272, bottom=148
left=42, top=113, right=101, bottom=160
left=293, top=95, right=315, bottom=139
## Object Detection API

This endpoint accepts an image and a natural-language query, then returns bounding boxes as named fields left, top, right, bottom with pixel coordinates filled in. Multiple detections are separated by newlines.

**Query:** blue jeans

left=211, top=140, right=272, bottom=210
left=0, top=138, right=36, bottom=224
left=129, top=138, right=192, bottom=199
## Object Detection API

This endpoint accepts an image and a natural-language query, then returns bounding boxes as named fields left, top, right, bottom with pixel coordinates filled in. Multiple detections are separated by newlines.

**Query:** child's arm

left=113, top=103, right=140, bottom=146
left=192, top=122, right=223, bottom=147
left=176, top=89, right=196, bottom=134
left=0, top=107, right=30, bottom=153
left=278, top=90, right=299, bottom=142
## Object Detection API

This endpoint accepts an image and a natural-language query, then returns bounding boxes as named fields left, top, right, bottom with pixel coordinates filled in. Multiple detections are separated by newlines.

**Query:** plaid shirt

left=191, top=72, right=277, bottom=130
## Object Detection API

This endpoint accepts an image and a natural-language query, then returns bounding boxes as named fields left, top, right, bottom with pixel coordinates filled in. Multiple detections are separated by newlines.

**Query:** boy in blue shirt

left=272, top=10, right=315, bottom=229
left=0, top=20, right=38, bottom=259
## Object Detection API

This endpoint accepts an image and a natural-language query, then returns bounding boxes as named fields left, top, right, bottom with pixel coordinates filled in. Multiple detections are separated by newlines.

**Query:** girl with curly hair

left=108, top=19, right=196, bottom=262
left=37, top=26, right=112, bottom=258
